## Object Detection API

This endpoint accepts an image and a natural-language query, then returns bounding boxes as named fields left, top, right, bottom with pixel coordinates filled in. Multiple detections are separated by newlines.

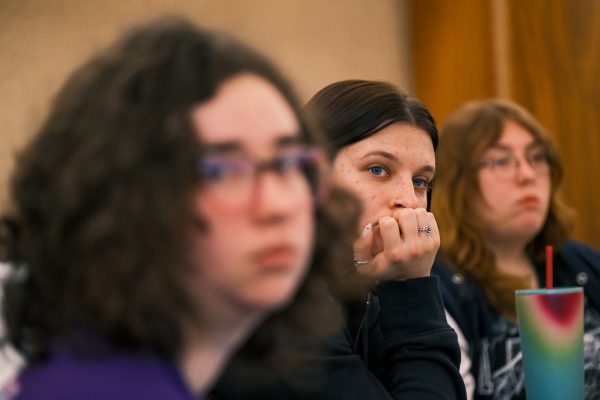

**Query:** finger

left=378, top=216, right=403, bottom=261
left=415, top=209, right=436, bottom=254
left=353, top=223, right=374, bottom=271
left=415, top=208, right=433, bottom=239
left=393, top=208, right=419, bottom=243
left=427, top=212, right=441, bottom=249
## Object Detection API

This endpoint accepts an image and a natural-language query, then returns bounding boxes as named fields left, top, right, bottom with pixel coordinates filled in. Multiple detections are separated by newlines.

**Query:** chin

left=241, top=279, right=301, bottom=312
left=511, top=221, right=545, bottom=241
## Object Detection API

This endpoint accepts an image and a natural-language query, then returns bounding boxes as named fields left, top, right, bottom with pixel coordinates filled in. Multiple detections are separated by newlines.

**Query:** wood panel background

left=411, top=0, right=496, bottom=123
left=508, top=0, right=600, bottom=249
left=412, top=0, right=600, bottom=249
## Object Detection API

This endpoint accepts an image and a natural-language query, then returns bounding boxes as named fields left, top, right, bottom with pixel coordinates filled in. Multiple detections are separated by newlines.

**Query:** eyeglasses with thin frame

left=477, top=146, right=550, bottom=180
left=197, top=147, right=330, bottom=207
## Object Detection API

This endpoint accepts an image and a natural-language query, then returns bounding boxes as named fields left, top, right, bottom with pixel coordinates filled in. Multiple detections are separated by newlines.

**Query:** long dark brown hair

left=432, top=99, right=573, bottom=320
left=0, top=17, right=359, bottom=365
left=306, top=79, right=438, bottom=154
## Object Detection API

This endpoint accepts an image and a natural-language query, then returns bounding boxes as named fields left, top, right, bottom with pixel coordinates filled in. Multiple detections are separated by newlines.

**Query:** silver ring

left=353, top=258, right=371, bottom=267
left=417, top=224, right=432, bottom=236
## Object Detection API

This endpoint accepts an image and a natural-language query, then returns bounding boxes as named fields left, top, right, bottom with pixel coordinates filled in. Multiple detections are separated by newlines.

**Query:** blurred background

left=1, top=0, right=599, bottom=248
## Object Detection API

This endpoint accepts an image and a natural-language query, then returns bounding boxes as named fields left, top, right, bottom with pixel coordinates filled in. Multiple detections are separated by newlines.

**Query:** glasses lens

left=272, top=148, right=329, bottom=204
left=295, top=148, right=330, bottom=204
left=198, top=157, right=253, bottom=202
left=197, top=147, right=330, bottom=206
left=527, top=149, right=550, bottom=174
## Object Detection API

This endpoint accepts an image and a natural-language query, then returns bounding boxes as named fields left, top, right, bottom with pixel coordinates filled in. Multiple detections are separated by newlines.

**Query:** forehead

left=340, top=123, right=435, bottom=162
left=190, top=73, right=300, bottom=155
left=494, top=120, right=538, bottom=149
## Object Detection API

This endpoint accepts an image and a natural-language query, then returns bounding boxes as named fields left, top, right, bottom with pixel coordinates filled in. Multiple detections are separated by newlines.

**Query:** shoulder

left=431, top=259, right=463, bottom=291
left=556, top=240, right=600, bottom=283
left=556, top=240, right=600, bottom=313
left=11, top=346, right=194, bottom=400
left=431, top=259, right=479, bottom=302
left=559, top=240, right=600, bottom=266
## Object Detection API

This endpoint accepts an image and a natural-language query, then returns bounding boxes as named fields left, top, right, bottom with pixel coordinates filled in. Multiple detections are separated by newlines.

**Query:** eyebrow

left=202, top=133, right=303, bottom=155
left=489, top=140, right=545, bottom=152
left=360, top=150, right=435, bottom=174
left=360, top=150, right=397, bottom=162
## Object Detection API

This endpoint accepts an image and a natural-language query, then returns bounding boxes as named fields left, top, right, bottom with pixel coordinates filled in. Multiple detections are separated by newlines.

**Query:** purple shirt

left=2, top=340, right=201, bottom=400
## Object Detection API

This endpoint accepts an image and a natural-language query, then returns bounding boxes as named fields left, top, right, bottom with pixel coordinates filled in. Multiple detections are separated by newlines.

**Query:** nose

left=251, top=172, right=309, bottom=222
left=515, top=157, right=537, bottom=182
left=389, top=178, right=419, bottom=209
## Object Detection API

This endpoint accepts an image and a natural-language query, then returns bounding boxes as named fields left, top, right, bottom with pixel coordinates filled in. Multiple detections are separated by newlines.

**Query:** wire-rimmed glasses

left=478, top=147, right=550, bottom=180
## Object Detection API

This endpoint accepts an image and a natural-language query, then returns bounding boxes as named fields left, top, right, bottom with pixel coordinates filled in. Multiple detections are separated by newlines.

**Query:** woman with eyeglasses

left=431, top=99, right=600, bottom=399
left=0, top=17, right=359, bottom=399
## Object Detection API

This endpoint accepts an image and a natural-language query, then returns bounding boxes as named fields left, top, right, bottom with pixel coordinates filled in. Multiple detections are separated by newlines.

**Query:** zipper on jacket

left=353, top=292, right=371, bottom=352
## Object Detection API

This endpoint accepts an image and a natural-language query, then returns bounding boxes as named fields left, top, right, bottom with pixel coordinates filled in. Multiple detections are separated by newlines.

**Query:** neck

left=179, top=309, right=263, bottom=394
left=487, top=237, right=538, bottom=286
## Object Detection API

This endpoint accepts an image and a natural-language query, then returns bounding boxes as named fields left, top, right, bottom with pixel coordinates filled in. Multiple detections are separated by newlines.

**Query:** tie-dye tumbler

left=515, top=287, right=584, bottom=400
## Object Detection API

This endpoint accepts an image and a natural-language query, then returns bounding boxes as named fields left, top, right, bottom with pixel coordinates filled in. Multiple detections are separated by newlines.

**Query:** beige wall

left=0, top=0, right=412, bottom=208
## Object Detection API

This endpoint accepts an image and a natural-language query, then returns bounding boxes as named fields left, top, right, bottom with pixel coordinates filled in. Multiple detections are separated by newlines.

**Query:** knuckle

left=393, top=208, right=413, bottom=220
left=407, top=244, right=421, bottom=258
left=415, top=208, right=428, bottom=218
left=389, top=248, right=405, bottom=261
left=353, top=240, right=365, bottom=251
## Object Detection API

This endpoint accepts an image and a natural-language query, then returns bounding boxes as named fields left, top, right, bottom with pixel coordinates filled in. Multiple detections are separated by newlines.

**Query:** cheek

left=540, top=177, right=552, bottom=210
left=333, top=164, right=377, bottom=204
left=478, top=174, right=504, bottom=205
left=417, top=195, right=428, bottom=209
left=191, top=194, right=242, bottom=261
left=475, top=177, right=508, bottom=220
left=332, top=162, right=357, bottom=190
left=299, top=212, right=315, bottom=260
left=350, top=184, right=382, bottom=221
left=190, top=219, right=233, bottom=268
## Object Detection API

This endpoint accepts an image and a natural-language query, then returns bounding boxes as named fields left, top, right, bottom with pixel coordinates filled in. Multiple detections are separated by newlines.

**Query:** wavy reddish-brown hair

left=432, top=99, right=573, bottom=320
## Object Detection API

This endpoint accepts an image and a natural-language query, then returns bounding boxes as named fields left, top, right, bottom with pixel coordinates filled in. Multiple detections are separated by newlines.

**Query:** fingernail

left=363, top=223, right=372, bottom=237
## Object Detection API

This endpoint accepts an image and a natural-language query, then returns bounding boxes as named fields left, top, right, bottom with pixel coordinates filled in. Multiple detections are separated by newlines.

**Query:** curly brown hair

left=0, top=17, right=359, bottom=364
left=432, top=99, right=573, bottom=320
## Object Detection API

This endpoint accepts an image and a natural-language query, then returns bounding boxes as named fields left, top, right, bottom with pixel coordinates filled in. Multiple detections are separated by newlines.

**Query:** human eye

left=273, top=149, right=307, bottom=173
left=413, top=177, right=431, bottom=191
left=528, top=148, right=548, bottom=165
left=367, top=165, right=389, bottom=177
left=491, top=155, right=513, bottom=168
left=199, top=158, right=248, bottom=183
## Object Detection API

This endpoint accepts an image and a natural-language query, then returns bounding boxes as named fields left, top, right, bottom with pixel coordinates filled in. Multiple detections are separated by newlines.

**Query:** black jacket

left=210, top=277, right=467, bottom=399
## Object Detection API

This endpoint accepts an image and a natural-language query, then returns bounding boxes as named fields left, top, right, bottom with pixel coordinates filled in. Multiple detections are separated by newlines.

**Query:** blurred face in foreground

left=187, top=74, right=319, bottom=320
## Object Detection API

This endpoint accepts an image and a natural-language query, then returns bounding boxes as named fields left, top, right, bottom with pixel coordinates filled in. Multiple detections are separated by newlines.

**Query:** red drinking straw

left=546, top=245, right=553, bottom=289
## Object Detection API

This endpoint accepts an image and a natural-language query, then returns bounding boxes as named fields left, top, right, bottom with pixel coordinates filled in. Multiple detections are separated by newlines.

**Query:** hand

left=352, top=208, right=440, bottom=281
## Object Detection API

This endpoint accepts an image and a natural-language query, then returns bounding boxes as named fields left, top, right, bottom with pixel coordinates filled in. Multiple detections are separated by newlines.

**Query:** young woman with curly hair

left=0, top=17, right=358, bottom=399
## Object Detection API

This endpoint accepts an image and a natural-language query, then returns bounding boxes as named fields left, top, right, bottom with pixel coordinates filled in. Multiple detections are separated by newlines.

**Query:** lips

left=518, top=196, right=540, bottom=208
left=252, top=245, right=298, bottom=271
